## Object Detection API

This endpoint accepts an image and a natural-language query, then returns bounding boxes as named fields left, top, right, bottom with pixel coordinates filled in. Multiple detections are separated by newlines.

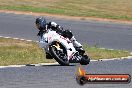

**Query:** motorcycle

left=39, top=29, right=90, bottom=66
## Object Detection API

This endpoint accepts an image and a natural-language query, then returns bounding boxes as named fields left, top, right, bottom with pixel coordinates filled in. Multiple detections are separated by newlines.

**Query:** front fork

left=54, top=43, right=75, bottom=61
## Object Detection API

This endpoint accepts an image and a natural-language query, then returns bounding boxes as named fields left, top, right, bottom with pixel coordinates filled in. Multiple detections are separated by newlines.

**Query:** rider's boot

left=76, top=47, right=85, bottom=55
left=70, top=36, right=85, bottom=55
left=46, top=52, right=53, bottom=59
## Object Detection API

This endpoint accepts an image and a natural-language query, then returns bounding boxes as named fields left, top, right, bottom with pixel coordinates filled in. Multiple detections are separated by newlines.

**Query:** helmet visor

left=36, top=23, right=40, bottom=29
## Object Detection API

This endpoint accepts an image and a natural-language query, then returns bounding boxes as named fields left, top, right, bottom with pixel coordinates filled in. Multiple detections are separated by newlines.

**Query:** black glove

left=62, top=30, right=73, bottom=39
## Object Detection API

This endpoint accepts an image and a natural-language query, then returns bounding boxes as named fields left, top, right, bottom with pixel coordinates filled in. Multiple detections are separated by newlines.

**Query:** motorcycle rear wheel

left=80, top=55, right=90, bottom=65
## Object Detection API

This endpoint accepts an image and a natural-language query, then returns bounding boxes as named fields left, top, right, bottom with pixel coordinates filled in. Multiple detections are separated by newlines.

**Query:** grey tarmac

left=0, top=59, right=132, bottom=88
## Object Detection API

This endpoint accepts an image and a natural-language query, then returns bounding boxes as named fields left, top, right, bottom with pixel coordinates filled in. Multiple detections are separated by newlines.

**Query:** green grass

left=0, top=0, right=132, bottom=20
left=0, top=37, right=55, bottom=66
left=0, top=38, right=131, bottom=66
left=83, top=45, right=130, bottom=60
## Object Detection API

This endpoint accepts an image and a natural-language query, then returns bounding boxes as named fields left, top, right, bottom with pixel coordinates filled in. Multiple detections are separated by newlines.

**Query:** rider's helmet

left=35, top=17, right=46, bottom=31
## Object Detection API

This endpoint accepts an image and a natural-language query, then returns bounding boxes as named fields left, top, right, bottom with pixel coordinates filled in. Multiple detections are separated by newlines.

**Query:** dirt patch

left=0, top=10, right=132, bottom=24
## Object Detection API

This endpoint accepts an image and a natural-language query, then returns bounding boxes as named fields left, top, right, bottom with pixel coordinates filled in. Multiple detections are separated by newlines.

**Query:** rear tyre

left=80, top=55, right=90, bottom=65
left=49, top=43, right=69, bottom=66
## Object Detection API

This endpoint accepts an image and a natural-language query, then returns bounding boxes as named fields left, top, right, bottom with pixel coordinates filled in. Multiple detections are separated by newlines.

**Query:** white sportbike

left=39, top=30, right=90, bottom=66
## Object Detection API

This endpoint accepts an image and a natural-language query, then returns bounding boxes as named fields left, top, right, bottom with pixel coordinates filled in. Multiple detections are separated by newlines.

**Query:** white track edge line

left=0, top=36, right=38, bottom=42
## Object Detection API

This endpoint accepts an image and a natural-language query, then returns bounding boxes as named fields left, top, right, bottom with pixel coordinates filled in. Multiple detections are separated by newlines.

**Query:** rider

left=35, top=17, right=85, bottom=59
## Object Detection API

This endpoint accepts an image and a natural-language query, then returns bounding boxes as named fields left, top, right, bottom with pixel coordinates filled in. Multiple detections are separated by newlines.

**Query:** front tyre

left=49, top=43, right=69, bottom=66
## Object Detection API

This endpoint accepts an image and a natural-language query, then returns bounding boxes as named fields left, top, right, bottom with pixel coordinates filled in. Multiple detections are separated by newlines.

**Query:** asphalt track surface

left=0, top=12, right=132, bottom=88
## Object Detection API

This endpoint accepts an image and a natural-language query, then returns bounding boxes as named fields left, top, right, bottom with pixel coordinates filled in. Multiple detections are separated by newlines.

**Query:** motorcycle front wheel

left=49, top=42, right=69, bottom=66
